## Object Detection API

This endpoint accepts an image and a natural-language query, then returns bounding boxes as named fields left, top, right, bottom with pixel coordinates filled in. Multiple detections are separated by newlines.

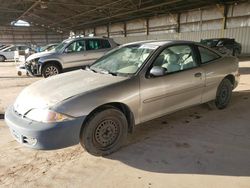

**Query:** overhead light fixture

left=11, top=20, right=30, bottom=27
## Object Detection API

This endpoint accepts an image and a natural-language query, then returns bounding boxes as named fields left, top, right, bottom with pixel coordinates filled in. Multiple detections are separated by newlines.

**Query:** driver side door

left=60, top=39, right=87, bottom=69
left=139, top=44, right=205, bottom=123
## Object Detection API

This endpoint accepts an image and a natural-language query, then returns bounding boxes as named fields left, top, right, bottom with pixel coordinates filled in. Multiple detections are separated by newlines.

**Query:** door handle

left=194, top=72, right=202, bottom=78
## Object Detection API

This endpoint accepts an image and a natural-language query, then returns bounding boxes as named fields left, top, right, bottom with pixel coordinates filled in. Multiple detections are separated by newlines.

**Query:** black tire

left=42, top=63, right=60, bottom=78
left=0, top=55, right=5, bottom=62
left=80, top=107, right=128, bottom=156
left=233, top=49, right=240, bottom=57
left=212, top=79, right=233, bottom=109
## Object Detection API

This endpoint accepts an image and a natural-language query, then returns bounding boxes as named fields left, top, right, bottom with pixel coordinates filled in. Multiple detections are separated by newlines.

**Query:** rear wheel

left=233, top=49, right=240, bottom=57
left=80, top=107, right=128, bottom=156
left=42, top=63, right=60, bottom=78
left=209, top=79, right=233, bottom=110
left=0, top=55, right=5, bottom=62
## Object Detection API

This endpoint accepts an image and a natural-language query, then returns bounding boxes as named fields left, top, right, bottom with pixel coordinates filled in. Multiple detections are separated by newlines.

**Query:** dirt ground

left=0, top=59, right=250, bottom=188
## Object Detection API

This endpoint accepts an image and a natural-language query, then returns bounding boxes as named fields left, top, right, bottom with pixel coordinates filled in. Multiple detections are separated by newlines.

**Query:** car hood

left=26, top=50, right=56, bottom=62
left=14, top=70, right=128, bottom=115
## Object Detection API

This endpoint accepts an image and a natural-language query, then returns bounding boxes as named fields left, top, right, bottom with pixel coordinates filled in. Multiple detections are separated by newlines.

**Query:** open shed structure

left=0, top=0, right=250, bottom=53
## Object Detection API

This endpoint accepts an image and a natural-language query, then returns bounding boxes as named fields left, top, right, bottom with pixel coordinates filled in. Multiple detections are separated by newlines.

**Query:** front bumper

left=5, top=106, right=85, bottom=150
left=25, top=62, right=42, bottom=76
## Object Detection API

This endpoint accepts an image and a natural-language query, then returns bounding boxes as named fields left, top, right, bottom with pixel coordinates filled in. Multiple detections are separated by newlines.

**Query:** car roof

left=64, top=37, right=112, bottom=43
left=201, top=38, right=233, bottom=41
left=123, top=40, right=196, bottom=47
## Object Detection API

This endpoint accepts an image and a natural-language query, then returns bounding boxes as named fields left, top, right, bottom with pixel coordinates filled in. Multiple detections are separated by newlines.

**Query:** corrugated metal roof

left=0, top=0, right=245, bottom=32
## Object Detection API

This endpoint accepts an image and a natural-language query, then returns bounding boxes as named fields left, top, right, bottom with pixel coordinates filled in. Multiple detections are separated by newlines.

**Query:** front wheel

left=42, top=63, right=60, bottom=78
left=80, top=107, right=128, bottom=156
left=0, top=55, right=5, bottom=62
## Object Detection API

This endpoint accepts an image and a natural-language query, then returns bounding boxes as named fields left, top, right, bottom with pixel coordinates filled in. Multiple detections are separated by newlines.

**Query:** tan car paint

left=201, top=56, right=239, bottom=103
left=13, top=41, right=239, bottom=128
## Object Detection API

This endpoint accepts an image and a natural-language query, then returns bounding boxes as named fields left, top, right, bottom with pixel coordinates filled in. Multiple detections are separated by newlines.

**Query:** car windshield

left=90, top=44, right=157, bottom=76
left=40, top=44, right=58, bottom=52
left=54, top=39, right=71, bottom=52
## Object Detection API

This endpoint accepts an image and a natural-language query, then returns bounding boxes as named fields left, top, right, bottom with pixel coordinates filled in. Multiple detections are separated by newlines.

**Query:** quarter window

left=101, top=39, right=111, bottom=48
left=198, top=46, right=220, bottom=64
left=152, top=45, right=197, bottom=74
left=86, top=39, right=111, bottom=50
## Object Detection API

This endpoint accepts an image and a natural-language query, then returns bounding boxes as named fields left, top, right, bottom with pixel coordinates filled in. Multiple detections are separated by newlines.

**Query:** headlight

left=26, top=58, right=38, bottom=65
left=31, top=58, right=39, bottom=65
left=25, top=109, right=73, bottom=123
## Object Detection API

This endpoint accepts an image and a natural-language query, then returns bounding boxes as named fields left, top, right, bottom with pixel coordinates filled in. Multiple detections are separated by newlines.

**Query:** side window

left=152, top=45, right=197, bottom=74
left=86, top=39, right=102, bottom=50
left=65, top=40, right=85, bottom=53
left=19, top=46, right=28, bottom=50
left=217, top=40, right=224, bottom=46
left=198, top=46, right=220, bottom=64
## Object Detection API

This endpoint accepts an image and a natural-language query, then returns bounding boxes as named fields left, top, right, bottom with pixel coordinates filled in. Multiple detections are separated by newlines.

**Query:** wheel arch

left=81, top=102, right=135, bottom=134
left=224, top=74, right=235, bottom=86
left=0, top=54, right=6, bottom=61
left=41, top=60, right=63, bottom=72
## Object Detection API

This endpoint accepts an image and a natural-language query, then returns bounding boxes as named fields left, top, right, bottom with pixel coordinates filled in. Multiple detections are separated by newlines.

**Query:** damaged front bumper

left=25, top=61, right=42, bottom=76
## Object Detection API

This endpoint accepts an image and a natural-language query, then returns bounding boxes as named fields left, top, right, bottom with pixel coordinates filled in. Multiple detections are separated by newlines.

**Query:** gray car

left=5, top=40, right=239, bottom=156
left=25, top=37, right=118, bottom=78
left=0, top=45, right=31, bottom=62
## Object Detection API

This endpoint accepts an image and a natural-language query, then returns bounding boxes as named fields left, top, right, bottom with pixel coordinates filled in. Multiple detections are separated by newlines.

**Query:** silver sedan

left=5, top=40, right=240, bottom=156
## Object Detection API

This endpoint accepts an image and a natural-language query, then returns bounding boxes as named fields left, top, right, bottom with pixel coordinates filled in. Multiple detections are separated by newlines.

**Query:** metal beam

left=223, top=5, right=229, bottom=30
left=176, top=13, right=180, bottom=33
left=29, top=13, right=58, bottom=26
left=0, top=8, right=23, bottom=13
left=16, top=0, right=40, bottom=21
left=65, top=0, right=182, bottom=30
left=146, top=18, right=149, bottom=35
left=107, top=24, right=110, bottom=37
left=124, top=22, right=127, bottom=37
left=51, top=0, right=125, bottom=26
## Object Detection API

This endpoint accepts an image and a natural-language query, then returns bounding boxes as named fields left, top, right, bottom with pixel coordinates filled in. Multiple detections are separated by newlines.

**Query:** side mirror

left=149, top=66, right=166, bottom=77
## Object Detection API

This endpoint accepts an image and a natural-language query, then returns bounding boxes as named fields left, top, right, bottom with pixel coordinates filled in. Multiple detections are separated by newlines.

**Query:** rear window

left=201, top=39, right=219, bottom=47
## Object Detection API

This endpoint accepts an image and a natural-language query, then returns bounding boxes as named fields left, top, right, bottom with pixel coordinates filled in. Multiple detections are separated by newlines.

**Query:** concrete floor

left=0, top=59, right=250, bottom=188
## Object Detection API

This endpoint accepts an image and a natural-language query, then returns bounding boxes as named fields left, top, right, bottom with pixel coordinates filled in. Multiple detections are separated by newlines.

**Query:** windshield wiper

left=85, top=66, right=97, bottom=73
left=87, top=66, right=117, bottom=76
left=99, top=69, right=117, bottom=76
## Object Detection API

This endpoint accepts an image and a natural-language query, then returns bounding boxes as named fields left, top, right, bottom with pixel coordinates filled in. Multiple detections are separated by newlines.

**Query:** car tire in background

left=233, top=49, right=240, bottom=57
left=209, top=78, right=233, bottom=110
left=80, top=107, right=128, bottom=156
left=0, top=55, right=5, bottom=62
left=42, top=63, right=61, bottom=78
